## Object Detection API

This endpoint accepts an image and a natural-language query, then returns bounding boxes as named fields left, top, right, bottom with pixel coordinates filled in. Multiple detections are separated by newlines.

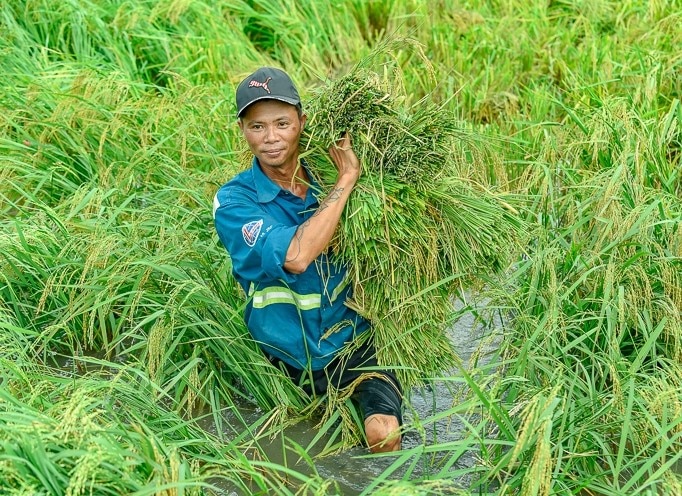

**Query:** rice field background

left=1, top=0, right=681, bottom=494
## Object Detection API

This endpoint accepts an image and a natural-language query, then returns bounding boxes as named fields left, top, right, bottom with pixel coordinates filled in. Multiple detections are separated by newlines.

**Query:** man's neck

left=261, top=161, right=309, bottom=199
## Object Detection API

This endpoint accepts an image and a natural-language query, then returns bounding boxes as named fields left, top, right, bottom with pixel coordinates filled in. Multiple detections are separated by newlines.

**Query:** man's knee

left=364, top=413, right=401, bottom=453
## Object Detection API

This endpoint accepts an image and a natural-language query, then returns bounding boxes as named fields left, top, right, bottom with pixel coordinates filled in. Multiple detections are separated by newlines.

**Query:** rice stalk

left=300, top=56, right=527, bottom=389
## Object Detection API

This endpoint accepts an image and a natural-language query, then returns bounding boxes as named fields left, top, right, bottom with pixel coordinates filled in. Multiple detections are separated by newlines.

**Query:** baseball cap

left=235, top=67, right=301, bottom=117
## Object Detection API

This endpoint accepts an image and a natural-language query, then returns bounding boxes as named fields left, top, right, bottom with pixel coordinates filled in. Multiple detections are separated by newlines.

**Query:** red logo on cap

left=248, top=77, right=271, bottom=94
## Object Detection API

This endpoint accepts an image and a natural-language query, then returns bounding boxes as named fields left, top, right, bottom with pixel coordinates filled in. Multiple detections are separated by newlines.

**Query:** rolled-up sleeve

left=214, top=187, right=297, bottom=284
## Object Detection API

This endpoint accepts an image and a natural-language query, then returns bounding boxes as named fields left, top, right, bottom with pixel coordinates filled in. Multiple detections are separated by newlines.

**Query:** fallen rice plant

left=301, top=61, right=527, bottom=389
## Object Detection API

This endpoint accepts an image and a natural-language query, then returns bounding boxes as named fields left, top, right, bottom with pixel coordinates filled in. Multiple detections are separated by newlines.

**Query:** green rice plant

left=346, top=0, right=398, bottom=45
left=0, top=360, right=335, bottom=495
left=475, top=159, right=682, bottom=493
left=368, top=480, right=470, bottom=495
left=222, top=0, right=370, bottom=81
left=299, top=55, right=527, bottom=390
left=0, top=306, right=44, bottom=401
left=367, top=0, right=682, bottom=190
left=0, top=4, right=313, bottom=434
left=0, top=0, right=271, bottom=85
left=0, top=185, right=309, bottom=418
left=0, top=66, right=238, bottom=212
left=546, top=94, right=681, bottom=197
left=400, top=290, right=682, bottom=495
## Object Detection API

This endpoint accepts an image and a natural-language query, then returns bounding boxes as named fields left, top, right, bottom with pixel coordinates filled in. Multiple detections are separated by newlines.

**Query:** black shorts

left=271, top=341, right=403, bottom=425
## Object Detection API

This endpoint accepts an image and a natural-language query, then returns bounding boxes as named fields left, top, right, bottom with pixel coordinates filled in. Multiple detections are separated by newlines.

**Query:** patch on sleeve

left=242, top=219, right=263, bottom=247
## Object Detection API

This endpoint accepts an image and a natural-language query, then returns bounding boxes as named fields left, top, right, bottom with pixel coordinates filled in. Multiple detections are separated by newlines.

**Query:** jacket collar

left=252, top=157, right=281, bottom=203
left=252, top=157, right=320, bottom=204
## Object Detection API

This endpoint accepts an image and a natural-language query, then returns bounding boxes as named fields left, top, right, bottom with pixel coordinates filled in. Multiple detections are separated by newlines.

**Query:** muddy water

left=208, top=298, right=504, bottom=495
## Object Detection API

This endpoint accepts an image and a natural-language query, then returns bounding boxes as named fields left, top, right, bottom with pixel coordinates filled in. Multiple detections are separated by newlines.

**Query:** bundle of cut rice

left=300, top=65, right=525, bottom=388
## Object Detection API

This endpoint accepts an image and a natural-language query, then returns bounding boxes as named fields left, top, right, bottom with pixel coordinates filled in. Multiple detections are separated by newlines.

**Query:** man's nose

left=264, top=125, right=278, bottom=142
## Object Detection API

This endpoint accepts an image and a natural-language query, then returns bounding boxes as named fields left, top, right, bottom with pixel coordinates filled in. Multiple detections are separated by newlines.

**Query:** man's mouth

left=263, top=149, right=283, bottom=157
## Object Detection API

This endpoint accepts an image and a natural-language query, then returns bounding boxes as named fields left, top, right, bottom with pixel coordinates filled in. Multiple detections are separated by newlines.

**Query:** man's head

left=236, top=68, right=306, bottom=172
left=236, top=67, right=301, bottom=118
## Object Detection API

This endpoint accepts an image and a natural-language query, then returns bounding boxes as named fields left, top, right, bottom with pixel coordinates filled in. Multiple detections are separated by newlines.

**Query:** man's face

left=238, top=99, right=306, bottom=172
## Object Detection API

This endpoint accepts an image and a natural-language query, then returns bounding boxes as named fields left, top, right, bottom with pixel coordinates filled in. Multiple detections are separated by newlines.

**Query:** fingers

left=328, top=132, right=360, bottom=180
left=334, top=132, right=351, bottom=151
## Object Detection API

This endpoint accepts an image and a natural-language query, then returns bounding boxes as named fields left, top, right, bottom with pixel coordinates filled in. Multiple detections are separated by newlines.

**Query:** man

left=213, top=67, right=402, bottom=453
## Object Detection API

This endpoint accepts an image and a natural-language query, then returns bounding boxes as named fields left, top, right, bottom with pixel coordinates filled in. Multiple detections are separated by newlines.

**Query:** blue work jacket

left=212, top=158, right=370, bottom=370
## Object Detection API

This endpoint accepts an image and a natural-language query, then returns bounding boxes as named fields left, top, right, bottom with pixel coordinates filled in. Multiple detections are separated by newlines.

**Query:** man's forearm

left=284, top=176, right=355, bottom=273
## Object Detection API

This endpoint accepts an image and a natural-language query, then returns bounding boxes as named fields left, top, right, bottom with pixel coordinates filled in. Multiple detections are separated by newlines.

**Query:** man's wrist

left=337, top=172, right=359, bottom=189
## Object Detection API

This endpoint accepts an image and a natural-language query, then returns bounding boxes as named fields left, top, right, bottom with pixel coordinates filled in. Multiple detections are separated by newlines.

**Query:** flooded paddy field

left=202, top=298, right=504, bottom=495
